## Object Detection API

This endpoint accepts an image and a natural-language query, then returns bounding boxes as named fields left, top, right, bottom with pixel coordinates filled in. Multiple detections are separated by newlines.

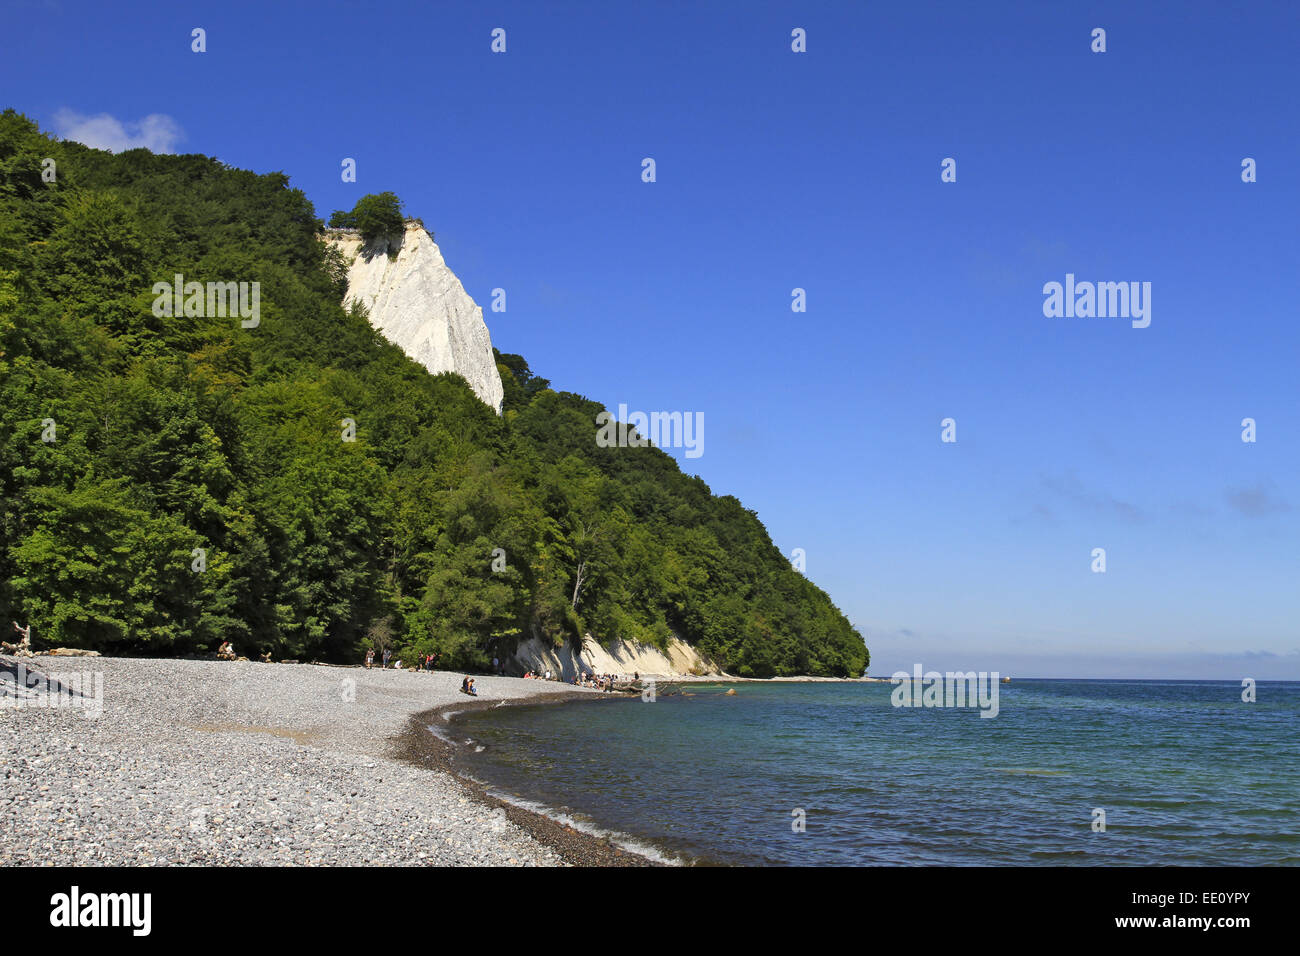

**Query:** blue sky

left=4, top=0, right=1298, bottom=677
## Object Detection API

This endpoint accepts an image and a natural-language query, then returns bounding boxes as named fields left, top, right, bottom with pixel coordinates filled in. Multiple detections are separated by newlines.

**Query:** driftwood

left=2, top=623, right=33, bottom=657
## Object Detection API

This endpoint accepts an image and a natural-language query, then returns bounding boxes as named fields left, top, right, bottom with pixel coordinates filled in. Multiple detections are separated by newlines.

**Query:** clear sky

left=4, top=0, right=1297, bottom=678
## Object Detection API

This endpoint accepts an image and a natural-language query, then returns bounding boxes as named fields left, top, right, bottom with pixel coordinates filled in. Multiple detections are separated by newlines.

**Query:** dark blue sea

left=450, top=679, right=1300, bottom=865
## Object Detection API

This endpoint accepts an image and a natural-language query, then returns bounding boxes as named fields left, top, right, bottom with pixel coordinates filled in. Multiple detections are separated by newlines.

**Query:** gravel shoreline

left=0, top=655, right=650, bottom=866
left=396, top=695, right=660, bottom=866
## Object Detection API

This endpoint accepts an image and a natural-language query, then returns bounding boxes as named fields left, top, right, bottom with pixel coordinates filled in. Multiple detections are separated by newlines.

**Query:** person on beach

left=365, top=649, right=374, bottom=669
left=461, top=676, right=478, bottom=697
left=382, top=649, right=391, bottom=669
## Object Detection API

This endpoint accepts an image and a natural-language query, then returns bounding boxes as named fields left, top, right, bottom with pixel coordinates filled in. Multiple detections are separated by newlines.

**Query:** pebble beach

left=0, top=655, right=653, bottom=866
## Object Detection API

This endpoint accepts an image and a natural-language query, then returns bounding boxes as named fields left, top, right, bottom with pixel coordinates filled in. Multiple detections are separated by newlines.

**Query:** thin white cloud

left=51, top=109, right=183, bottom=154
left=1039, top=470, right=1144, bottom=524
left=1226, top=481, right=1290, bottom=517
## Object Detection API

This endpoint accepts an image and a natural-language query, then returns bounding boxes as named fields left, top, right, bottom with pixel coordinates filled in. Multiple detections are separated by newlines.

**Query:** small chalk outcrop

left=326, top=222, right=504, bottom=413
left=508, top=633, right=723, bottom=680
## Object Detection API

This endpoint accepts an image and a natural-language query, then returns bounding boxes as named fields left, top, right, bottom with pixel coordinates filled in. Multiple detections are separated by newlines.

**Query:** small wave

left=486, top=790, right=688, bottom=867
left=425, top=723, right=458, bottom=745
left=423, top=724, right=674, bottom=861
left=995, top=768, right=1068, bottom=776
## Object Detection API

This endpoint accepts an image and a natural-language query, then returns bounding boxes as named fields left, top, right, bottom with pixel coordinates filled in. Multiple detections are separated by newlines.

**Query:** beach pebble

left=0, top=656, right=604, bottom=867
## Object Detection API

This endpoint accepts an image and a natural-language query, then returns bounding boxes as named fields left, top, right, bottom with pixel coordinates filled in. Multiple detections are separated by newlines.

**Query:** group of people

left=571, top=671, right=624, bottom=692
left=203, top=639, right=633, bottom=696
left=363, top=651, right=507, bottom=673
left=521, top=668, right=632, bottom=692
left=364, top=649, right=445, bottom=671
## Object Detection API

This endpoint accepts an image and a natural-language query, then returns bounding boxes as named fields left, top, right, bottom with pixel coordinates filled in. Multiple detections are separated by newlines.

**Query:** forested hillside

left=0, top=110, right=867, bottom=677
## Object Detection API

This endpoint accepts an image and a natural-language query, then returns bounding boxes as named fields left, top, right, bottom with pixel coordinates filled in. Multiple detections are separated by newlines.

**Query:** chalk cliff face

left=327, top=222, right=504, bottom=413
left=507, top=634, right=723, bottom=679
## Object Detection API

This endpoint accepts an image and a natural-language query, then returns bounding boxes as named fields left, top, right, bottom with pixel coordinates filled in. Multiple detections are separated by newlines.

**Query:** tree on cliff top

left=328, top=191, right=404, bottom=246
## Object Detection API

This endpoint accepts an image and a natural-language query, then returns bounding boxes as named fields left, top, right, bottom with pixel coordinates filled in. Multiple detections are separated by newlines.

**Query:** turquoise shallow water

left=453, top=679, right=1300, bottom=865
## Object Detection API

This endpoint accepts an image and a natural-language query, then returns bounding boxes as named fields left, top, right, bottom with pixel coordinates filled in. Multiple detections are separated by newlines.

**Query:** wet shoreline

left=393, top=691, right=666, bottom=867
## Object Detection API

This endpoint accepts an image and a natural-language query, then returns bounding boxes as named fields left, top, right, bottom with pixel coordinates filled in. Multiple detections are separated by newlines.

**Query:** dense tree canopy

left=328, top=191, right=404, bottom=247
left=0, top=110, right=868, bottom=676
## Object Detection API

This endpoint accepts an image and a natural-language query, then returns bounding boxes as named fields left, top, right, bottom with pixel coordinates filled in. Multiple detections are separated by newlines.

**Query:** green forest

left=0, top=109, right=867, bottom=677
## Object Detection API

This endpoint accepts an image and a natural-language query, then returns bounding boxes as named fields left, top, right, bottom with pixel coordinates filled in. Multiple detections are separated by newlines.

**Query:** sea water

left=453, top=679, right=1300, bottom=866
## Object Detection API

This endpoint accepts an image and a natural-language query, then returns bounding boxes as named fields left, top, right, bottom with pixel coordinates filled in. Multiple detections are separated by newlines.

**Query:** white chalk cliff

left=508, top=633, right=723, bottom=679
left=326, top=222, right=504, bottom=413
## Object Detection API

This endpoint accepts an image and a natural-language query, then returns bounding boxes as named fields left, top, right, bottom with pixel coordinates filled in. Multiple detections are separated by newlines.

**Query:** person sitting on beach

left=217, top=640, right=236, bottom=661
left=460, top=676, right=478, bottom=697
